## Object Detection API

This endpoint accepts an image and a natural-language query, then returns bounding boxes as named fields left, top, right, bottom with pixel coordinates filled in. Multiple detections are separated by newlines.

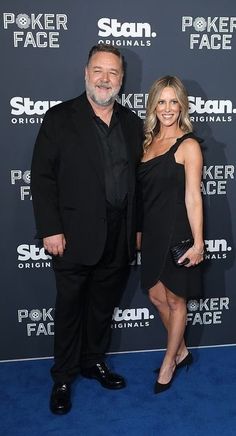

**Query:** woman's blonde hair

left=143, top=75, right=192, bottom=151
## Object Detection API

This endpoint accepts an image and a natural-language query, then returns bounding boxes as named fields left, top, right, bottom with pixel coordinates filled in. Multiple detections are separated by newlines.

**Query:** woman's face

left=155, top=86, right=181, bottom=128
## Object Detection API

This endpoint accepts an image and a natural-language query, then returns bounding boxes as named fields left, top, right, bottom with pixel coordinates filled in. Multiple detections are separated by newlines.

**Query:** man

left=31, top=44, right=143, bottom=414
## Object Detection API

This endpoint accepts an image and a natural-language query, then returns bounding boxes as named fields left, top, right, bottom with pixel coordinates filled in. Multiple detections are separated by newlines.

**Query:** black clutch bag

left=170, top=238, right=193, bottom=267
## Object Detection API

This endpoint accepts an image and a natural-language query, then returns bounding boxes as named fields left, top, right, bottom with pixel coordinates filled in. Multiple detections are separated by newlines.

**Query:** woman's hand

left=178, top=244, right=204, bottom=267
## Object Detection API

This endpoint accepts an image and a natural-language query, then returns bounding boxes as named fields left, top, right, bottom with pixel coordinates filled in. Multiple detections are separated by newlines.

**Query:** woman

left=137, top=76, right=204, bottom=394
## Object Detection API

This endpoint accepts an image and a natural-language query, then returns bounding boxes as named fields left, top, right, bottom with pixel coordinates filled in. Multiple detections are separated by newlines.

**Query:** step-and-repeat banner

left=1, top=0, right=235, bottom=360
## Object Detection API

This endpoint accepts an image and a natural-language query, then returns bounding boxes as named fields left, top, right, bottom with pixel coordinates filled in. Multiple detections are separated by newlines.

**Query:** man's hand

left=43, top=234, right=66, bottom=256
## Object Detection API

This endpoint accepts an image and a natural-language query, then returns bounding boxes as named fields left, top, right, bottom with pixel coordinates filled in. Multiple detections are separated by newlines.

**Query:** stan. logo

left=17, top=244, right=51, bottom=269
left=205, top=239, right=232, bottom=260
left=98, top=18, right=157, bottom=47
left=10, top=97, right=61, bottom=125
left=189, top=96, right=236, bottom=123
left=111, top=307, right=154, bottom=329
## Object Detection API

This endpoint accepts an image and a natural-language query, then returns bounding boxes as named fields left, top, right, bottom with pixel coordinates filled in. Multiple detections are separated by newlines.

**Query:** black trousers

left=51, top=205, right=129, bottom=384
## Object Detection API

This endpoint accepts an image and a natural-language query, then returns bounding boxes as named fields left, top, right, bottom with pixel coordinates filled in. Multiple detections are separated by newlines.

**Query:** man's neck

left=87, top=95, right=114, bottom=126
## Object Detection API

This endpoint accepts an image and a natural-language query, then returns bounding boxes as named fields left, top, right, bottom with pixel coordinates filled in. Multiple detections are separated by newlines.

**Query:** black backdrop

left=1, top=0, right=235, bottom=360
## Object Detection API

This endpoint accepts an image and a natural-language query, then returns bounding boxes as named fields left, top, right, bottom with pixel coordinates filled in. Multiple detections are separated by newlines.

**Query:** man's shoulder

left=117, top=101, right=143, bottom=125
left=45, top=93, right=86, bottom=117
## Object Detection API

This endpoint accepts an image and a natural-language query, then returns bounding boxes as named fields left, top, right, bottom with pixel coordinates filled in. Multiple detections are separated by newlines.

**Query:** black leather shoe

left=81, top=362, right=126, bottom=390
left=50, top=383, right=71, bottom=415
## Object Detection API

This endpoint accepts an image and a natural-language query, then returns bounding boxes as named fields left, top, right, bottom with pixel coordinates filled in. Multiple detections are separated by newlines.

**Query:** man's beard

left=85, top=79, right=120, bottom=107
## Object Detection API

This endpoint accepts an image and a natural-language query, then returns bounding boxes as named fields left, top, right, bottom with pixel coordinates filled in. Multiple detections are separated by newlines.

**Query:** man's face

left=85, top=51, right=123, bottom=107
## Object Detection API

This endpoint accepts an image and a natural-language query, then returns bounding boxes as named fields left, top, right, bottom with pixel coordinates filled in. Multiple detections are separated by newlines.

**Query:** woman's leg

left=149, top=282, right=188, bottom=365
left=149, top=282, right=187, bottom=383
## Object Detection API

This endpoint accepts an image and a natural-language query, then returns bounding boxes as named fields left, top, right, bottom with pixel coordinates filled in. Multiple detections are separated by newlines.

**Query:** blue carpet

left=0, top=347, right=236, bottom=436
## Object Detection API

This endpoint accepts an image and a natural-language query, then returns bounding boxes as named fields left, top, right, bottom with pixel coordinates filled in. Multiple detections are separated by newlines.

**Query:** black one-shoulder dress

left=138, top=133, right=202, bottom=298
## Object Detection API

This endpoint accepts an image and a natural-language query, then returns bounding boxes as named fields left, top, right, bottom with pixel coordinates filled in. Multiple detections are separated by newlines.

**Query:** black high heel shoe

left=154, top=351, right=193, bottom=374
left=154, top=367, right=177, bottom=394
left=176, top=351, right=193, bottom=371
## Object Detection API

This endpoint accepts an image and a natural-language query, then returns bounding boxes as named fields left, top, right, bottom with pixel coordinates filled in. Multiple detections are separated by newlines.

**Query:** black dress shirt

left=93, top=105, right=128, bottom=209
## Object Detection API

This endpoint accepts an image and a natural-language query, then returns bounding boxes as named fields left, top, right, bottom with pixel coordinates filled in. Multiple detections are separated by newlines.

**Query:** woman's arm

left=179, top=138, right=204, bottom=267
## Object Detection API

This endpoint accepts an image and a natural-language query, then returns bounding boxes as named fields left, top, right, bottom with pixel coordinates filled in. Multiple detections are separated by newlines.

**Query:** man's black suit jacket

left=31, top=92, right=143, bottom=265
